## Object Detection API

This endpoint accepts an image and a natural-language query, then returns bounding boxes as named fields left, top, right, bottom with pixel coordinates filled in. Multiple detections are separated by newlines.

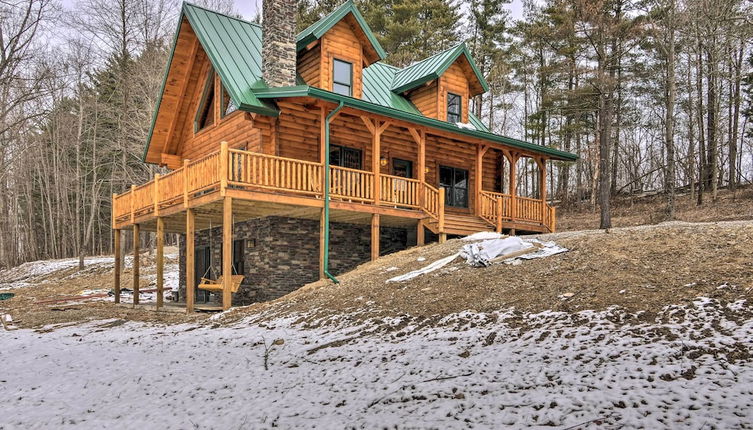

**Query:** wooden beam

left=114, top=229, right=121, bottom=304
left=132, top=224, right=140, bottom=305
left=371, top=214, right=380, bottom=260
left=156, top=217, right=165, bottom=309
left=319, top=208, right=325, bottom=279
left=186, top=209, right=195, bottom=313
left=416, top=220, right=425, bottom=246
left=220, top=141, right=229, bottom=196
left=222, top=196, right=233, bottom=310
left=360, top=116, right=375, bottom=133
left=160, top=153, right=182, bottom=169
left=372, top=120, right=382, bottom=205
left=505, top=152, right=519, bottom=223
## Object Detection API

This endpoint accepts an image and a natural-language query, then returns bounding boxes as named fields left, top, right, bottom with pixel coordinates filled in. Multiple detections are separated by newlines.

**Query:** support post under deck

left=132, top=224, right=140, bottom=305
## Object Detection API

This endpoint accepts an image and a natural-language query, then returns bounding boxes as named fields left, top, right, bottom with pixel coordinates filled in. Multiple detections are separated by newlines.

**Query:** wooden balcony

left=112, top=144, right=555, bottom=235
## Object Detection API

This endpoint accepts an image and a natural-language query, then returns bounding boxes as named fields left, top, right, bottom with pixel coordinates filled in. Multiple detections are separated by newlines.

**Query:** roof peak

left=182, top=2, right=261, bottom=28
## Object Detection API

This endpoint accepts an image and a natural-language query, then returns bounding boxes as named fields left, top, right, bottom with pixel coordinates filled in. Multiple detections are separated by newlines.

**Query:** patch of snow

left=455, top=122, right=476, bottom=130
left=2, top=298, right=752, bottom=428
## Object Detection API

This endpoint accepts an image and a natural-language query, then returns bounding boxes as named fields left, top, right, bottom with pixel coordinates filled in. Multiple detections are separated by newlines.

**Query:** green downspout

left=323, top=101, right=345, bottom=284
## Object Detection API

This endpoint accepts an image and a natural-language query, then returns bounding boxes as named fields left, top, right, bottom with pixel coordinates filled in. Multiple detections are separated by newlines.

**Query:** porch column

left=186, top=209, right=195, bottom=313
left=114, top=229, right=121, bottom=304
left=372, top=120, right=381, bottom=205
left=371, top=214, right=380, bottom=260
left=156, top=217, right=164, bottom=309
left=222, top=196, right=233, bottom=310
left=537, top=158, right=547, bottom=203
left=132, top=224, right=140, bottom=305
left=474, top=145, right=489, bottom=216
left=505, top=151, right=519, bottom=235
left=416, top=220, right=425, bottom=246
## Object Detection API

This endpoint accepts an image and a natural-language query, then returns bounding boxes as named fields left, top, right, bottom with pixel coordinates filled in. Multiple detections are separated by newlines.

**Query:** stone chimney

left=262, top=0, right=297, bottom=87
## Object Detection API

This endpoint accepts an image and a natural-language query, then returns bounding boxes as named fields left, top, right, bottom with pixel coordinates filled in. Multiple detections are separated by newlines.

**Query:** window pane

left=439, top=166, right=453, bottom=187
left=454, top=169, right=467, bottom=189
left=333, top=59, right=352, bottom=84
left=392, top=159, right=412, bottom=178
left=447, top=92, right=461, bottom=123
left=329, top=146, right=342, bottom=166
left=455, top=188, right=467, bottom=207
left=333, top=82, right=351, bottom=96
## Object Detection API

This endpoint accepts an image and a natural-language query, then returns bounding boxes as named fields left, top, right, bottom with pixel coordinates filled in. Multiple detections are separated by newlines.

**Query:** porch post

left=222, top=196, right=233, bottom=310
left=371, top=214, right=380, bottom=260
left=416, top=220, right=425, bottom=246
left=132, top=224, right=140, bottom=305
left=372, top=120, right=381, bottom=205
left=319, top=208, right=325, bottom=279
left=538, top=158, right=547, bottom=203
left=186, top=209, right=195, bottom=313
left=156, top=217, right=164, bottom=309
left=113, top=229, right=121, bottom=304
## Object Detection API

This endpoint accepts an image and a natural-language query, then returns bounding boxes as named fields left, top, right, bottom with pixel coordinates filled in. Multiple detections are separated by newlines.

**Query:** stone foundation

left=178, top=216, right=410, bottom=305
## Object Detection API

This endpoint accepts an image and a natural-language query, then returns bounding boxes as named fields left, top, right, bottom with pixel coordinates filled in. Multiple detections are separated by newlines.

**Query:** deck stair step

left=425, top=213, right=495, bottom=236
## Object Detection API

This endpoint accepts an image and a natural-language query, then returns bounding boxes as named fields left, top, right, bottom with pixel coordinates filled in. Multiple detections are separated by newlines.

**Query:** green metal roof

left=362, top=61, right=489, bottom=132
left=391, top=43, right=489, bottom=95
left=253, top=86, right=577, bottom=161
left=296, top=0, right=387, bottom=60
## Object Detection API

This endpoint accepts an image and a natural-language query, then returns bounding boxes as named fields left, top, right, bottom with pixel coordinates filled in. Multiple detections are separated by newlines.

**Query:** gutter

left=323, top=101, right=345, bottom=284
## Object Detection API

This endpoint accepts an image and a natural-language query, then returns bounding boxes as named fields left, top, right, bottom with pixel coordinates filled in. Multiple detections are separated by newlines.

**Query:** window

left=194, top=70, right=216, bottom=132
left=330, top=145, right=362, bottom=170
left=332, top=59, right=353, bottom=96
left=447, top=92, right=462, bottom=123
left=439, top=165, right=468, bottom=208
left=221, top=85, right=238, bottom=118
left=392, top=159, right=413, bottom=178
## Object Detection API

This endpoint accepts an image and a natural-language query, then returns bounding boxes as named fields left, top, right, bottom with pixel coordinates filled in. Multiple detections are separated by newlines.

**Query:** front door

left=194, top=246, right=212, bottom=303
left=439, top=165, right=469, bottom=208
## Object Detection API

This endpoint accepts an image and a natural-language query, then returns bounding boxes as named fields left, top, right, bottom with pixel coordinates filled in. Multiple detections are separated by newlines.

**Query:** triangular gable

left=143, top=2, right=277, bottom=163
left=391, top=43, right=489, bottom=96
left=296, top=0, right=387, bottom=64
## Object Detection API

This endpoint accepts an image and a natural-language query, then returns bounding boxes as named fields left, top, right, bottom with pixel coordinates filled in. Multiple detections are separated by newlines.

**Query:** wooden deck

left=112, top=143, right=555, bottom=235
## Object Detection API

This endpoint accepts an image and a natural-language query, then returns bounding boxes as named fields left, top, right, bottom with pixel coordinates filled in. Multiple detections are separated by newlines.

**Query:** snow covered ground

left=2, top=297, right=752, bottom=429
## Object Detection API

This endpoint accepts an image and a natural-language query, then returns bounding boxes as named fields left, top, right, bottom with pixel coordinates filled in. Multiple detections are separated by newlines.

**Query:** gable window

left=330, top=144, right=362, bottom=170
left=221, top=85, right=238, bottom=118
left=447, top=92, right=461, bottom=123
left=195, top=70, right=216, bottom=132
left=439, top=165, right=468, bottom=208
left=332, top=59, right=353, bottom=96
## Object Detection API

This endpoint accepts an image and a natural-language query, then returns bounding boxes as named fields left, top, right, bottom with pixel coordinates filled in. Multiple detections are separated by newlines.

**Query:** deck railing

left=112, top=144, right=553, bottom=232
left=329, top=165, right=374, bottom=203
left=380, top=175, right=420, bottom=208
left=229, top=149, right=322, bottom=196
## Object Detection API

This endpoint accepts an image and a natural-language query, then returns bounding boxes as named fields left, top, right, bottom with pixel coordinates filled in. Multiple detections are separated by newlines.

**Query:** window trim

left=332, top=58, right=353, bottom=97
left=446, top=92, right=462, bottom=123
left=194, top=69, right=216, bottom=133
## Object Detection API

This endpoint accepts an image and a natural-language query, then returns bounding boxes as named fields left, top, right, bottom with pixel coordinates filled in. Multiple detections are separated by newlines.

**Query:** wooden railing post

left=438, top=187, right=446, bottom=242
left=130, top=185, right=136, bottom=224
left=153, top=173, right=161, bottom=216
left=220, top=141, right=229, bottom=196
left=183, top=159, right=190, bottom=207
left=496, top=197, right=503, bottom=233
left=550, top=206, right=556, bottom=232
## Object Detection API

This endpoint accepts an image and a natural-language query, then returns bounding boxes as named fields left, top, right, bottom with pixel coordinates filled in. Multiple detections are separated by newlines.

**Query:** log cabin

left=111, top=0, right=577, bottom=311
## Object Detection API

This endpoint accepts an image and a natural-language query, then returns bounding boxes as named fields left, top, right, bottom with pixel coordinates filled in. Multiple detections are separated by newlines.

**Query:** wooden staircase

left=425, top=213, right=494, bottom=236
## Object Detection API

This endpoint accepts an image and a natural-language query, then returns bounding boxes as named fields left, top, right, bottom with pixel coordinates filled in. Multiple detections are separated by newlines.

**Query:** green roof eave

left=253, top=86, right=577, bottom=161
left=391, top=44, right=490, bottom=95
left=295, top=0, right=387, bottom=60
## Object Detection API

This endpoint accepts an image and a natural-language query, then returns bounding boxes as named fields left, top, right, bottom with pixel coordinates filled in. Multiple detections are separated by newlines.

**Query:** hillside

left=2, top=221, right=753, bottom=428
left=557, top=185, right=753, bottom=231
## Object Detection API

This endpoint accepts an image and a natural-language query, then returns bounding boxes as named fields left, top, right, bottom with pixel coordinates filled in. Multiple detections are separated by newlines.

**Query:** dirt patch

left=224, top=220, right=753, bottom=326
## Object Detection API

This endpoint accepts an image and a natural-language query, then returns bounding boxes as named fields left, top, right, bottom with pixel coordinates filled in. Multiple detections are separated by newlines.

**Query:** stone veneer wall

left=178, top=216, right=410, bottom=306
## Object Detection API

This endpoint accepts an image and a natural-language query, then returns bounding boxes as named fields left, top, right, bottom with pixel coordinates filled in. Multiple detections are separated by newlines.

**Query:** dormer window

left=194, top=70, right=215, bottom=132
left=332, top=59, right=353, bottom=96
left=447, top=92, right=461, bottom=123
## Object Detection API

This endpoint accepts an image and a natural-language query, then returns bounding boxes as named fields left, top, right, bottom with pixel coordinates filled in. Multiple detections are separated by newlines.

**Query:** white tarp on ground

left=387, top=236, right=569, bottom=282
left=460, top=237, right=534, bottom=267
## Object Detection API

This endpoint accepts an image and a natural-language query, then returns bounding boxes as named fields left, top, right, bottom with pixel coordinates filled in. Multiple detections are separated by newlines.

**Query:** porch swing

left=197, top=219, right=244, bottom=294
